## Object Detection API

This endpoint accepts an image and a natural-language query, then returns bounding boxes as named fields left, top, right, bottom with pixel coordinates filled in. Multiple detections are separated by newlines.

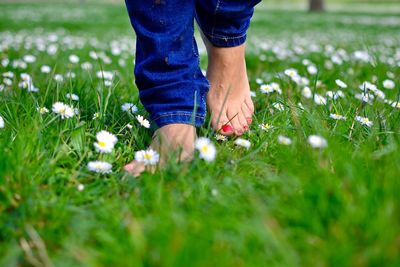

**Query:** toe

left=213, top=113, right=234, bottom=135
left=241, top=103, right=253, bottom=125
left=245, top=95, right=255, bottom=115
left=124, top=161, right=145, bottom=177
left=227, top=109, right=244, bottom=136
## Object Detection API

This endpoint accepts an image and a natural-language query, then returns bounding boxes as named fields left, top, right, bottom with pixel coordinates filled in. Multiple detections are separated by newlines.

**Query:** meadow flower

left=121, top=103, right=138, bottom=114
left=355, top=92, right=374, bottom=103
left=92, top=112, right=100, bottom=120
left=136, top=115, right=150, bottom=128
left=329, top=113, right=346, bottom=120
left=256, top=78, right=264, bottom=84
left=66, top=93, right=79, bottom=101
left=302, top=87, right=312, bottom=99
left=335, top=79, right=347, bottom=88
left=0, top=116, right=4, bottom=129
left=77, top=184, right=85, bottom=191
left=215, top=134, right=227, bottom=141
left=52, top=102, right=75, bottom=119
left=284, top=68, right=298, bottom=78
left=391, top=101, right=400, bottom=109
left=383, top=79, right=395, bottom=90
left=308, top=135, right=328, bottom=148
left=94, top=130, right=118, bottom=153
left=234, top=138, right=251, bottom=149
left=69, top=54, right=80, bottom=63
left=355, top=116, right=373, bottom=127
left=307, top=65, right=318, bottom=75
left=37, top=107, right=49, bottom=114
left=195, top=137, right=217, bottom=162
left=273, top=102, right=285, bottom=111
left=81, top=62, right=93, bottom=70
left=259, top=123, right=273, bottom=131
left=3, top=71, right=14, bottom=78
left=54, top=74, right=64, bottom=82
left=23, top=55, right=36, bottom=63
left=135, top=149, right=160, bottom=166
left=87, top=161, right=112, bottom=174
left=40, top=65, right=51, bottom=73
left=326, top=90, right=344, bottom=100
left=314, top=94, right=327, bottom=105
left=278, top=135, right=292, bottom=145
left=260, top=84, right=274, bottom=94
left=96, top=70, right=114, bottom=81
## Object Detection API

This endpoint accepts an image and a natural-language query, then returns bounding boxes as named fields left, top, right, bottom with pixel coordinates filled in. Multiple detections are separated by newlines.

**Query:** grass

left=0, top=2, right=400, bottom=267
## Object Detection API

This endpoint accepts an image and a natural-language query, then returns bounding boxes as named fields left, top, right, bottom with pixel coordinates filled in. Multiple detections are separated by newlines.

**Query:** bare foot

left=124, top=124, right=196, bottom=177
left=203, top=38, right=254, bottom=136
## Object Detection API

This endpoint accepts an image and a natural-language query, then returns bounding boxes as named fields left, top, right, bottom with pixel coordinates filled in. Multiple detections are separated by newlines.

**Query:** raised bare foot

left=124, top=124, right=196, bottom=177
left=204, top=39, right=254, bottom=136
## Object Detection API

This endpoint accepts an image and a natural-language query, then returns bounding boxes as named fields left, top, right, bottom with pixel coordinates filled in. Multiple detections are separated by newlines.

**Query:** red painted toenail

left=222, top=125, right=233, bottom=133
left=243, top=125, right=248, bottom=129
left=246, top=118, right=252, bottom=124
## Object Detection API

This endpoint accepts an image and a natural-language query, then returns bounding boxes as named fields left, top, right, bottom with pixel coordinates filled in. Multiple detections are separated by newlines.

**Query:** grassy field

left=1, top=2, right=400, bottom=267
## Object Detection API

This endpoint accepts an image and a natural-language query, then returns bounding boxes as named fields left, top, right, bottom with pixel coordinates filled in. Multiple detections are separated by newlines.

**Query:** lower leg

left=196, top=0, right=260, bottom=136
left=124, top=0, right=207, bottom=175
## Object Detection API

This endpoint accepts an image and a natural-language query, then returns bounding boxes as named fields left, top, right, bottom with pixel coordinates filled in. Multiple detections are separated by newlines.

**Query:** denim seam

left=203, top=31, right=247, bottom=41
left=210, top=0, right=221, bottom=37
left=153, top=112, right=205, bottom=121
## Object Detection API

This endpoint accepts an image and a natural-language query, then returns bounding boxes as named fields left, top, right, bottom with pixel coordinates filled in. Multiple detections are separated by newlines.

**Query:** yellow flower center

left=98, top=141, right=107, bottom=148
left=201, top=145, right=209, bottom=153
left=144, top=153, right=152, bottom=160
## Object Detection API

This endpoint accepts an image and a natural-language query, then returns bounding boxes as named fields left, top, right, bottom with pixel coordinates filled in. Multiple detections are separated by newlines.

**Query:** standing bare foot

left=204, top=38, right=254, bottom=136
left=124, top=124, right=196, bottom=177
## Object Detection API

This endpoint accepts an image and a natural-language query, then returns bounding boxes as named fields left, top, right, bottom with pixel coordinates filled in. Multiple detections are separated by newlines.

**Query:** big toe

left=124, top=161, right=146, bottom=177
left=212, top=113, right=234, bottom=136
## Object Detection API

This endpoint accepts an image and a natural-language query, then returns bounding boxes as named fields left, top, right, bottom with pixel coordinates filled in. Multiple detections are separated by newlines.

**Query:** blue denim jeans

left=125, top=0, right=261, bottom=128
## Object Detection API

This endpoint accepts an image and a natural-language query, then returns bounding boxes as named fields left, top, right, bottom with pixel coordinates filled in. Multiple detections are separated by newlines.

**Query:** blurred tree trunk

left=309, top=0, right=325, bottom=12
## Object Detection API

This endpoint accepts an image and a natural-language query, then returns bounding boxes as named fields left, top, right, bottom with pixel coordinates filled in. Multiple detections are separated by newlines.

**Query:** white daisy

left=66, top=93, right=79, bottom=101
left=383, top=79, right=395, bottom=90
left=302, top=86, right=313, bottom=99
left=307, top=65, right=318, bottom=75
left=215, top=134, right=227, bottom=141
left=0, top=116, right=4, bottom=129
left=23, top=55, right=36, bottom=63
left=87, top=161, right=112, bottom=174
left=308, top=135, right=328, bottom=148
left=77, top=184, right=85, bottom=191
left=52, top=102, right=75, bottom=119
left=355, top=116, right=373, bottom=127
left=195, top=137, right=217, bottom=162
left=314, top=94, right=327, bottom=105
left=278, top=135, right=292, bottom=145
left=121, top=103, right=138, bottom=114
left=259, top=123, right=273, bottom=131
left=335, top=79, right=347, bottom=89
left=234, top=138, right=251, bottom=149
left=92, top=112, right=100, bottom=120
left=94, top=130, right=118, bottom=153
left=40, top=65, right=51, bottom=73
left=69, top=54, right=80, bottom=64
left=260, top=84, right=274, bottom=94
left=135, top=149, right=160, bottom=166
left=329, top=113, right=346, bottom=120
left=273, top=102, right=285, bottom=111
left=81, top=62, right=93, bottom=70
left=136, top=115, right=150, bottom=128
left=37, top=107, right=49, bottom=114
